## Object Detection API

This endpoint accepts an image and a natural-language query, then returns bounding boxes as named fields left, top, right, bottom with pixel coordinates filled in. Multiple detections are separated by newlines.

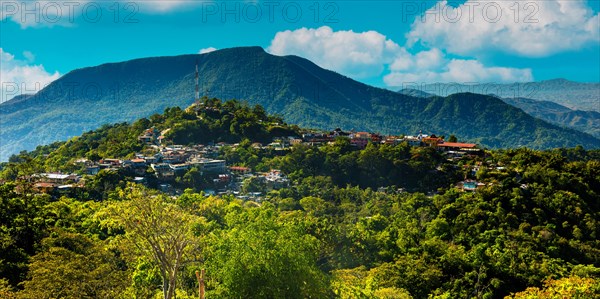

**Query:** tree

left=448, top=135, right=458, bottom=143
left=18, top=230, right=128, bottom=299
left=102, top=184, right=202, bottom=299
left=241, top=176, right=265, bottom=194
left=87, top=169, right=124, bottom=200
left=0, top=183, right=48, bottom=287
left=0, top=278, right=16, bottom=299
left=206, top=206, right=330, bottom=298
left=182, top=167, right=202, bottom=190
left=330, top=267, right=370, bottom=299
left=506, top=276, right=600, bottom=298
left=300, top=196, right=333, bottom=216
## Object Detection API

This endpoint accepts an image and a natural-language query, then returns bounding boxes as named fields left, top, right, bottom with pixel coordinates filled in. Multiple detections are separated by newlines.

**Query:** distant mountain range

left=398, top=89, right=434, bottom=98
left=502, top=97, right=600, bottom=139
left=1, top=47, right=599, bottom=161
left=412, top=80, right=599, bottom=112
left=399, top=88, right=600, bottom=139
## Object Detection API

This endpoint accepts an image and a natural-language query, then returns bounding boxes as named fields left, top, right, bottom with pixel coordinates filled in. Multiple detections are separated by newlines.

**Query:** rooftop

left=438, top=142, right=478, bottom=148
left=230, top=166, right=251, bottom=171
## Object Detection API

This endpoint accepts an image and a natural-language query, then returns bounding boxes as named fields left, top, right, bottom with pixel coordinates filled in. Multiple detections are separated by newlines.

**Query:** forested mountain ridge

left=502, top=97, right=600, bottom=138
left=2, top=47, right=599, bottom=161
left=397, top=87, right=600, bottom=139
left=419, top=79, right=600, bottom=112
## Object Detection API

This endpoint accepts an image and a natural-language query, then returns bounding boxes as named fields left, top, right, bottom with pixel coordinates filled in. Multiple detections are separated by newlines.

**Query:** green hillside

left=502, top=97, right=600, bottom=138
left=421, top=79, right=600, bottom=112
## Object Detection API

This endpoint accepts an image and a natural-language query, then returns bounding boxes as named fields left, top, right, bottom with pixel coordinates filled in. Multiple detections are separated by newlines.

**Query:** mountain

left=401, top=87, right=600, bottom=137
left=418, top=79, right=600, bottom=112
left=3, top=94, right=33, bottom=105
left=502, top=97, right=600, bottom=138
left=398, top=88, right=434, bottom=98
left=1, top=47, right=599, bottom=160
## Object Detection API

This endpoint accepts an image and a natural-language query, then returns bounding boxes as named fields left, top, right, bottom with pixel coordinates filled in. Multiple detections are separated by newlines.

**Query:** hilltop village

left=23, top=104, right=487, bottom=199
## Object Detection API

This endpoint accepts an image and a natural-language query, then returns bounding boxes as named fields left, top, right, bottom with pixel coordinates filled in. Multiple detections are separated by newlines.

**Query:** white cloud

left=267, top=26, right=402, bottom=78
left=23, top=51, right=35, bottom=62
left=268, top=26, right=533, bottom=86
left=384, top=58, right=533, bottom=86
left=390, top=48, right=445, bottom=72
left=0, top=48, right=61, bottom=102
left=385, top=46, right=533, bottom=86
left=407, top=0, right=600, bottom=57
left=199, top=47, right=217, bottom=54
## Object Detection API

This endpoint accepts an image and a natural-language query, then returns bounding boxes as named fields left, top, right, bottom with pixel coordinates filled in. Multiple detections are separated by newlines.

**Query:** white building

left=189, top=158, right=226, bottom=174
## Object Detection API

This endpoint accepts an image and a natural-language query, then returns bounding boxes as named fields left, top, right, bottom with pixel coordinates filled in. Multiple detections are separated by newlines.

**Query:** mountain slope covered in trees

left=397, top=89, right=600, bottom=138
left=502, top=97, right=600, bottom=138
left=418, top=79, right=600, bottom=112
left=2, top=47, right=599, bottom=161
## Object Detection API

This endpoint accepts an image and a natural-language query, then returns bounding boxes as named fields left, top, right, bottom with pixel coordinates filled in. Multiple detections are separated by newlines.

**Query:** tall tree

left=102, top=184, right=202, bottom=299
left=206, top=206, right=330, bottom=298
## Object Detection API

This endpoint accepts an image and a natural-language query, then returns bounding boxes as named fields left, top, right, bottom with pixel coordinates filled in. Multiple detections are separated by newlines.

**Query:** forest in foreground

left=1, top=99, right=599, bottom=298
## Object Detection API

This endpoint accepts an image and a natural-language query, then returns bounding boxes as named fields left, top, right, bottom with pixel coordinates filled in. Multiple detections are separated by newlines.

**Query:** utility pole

left=195, top=269, right=206, bottom=299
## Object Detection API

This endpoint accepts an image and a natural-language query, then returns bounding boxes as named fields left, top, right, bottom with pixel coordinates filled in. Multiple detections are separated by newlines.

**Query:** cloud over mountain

left=0, top=48, right=60, bottom=102
left=268, top=26, right=402, bottom=79
left=268, top=26, right=533, bottom=86
left=384, top=48, right=533, bottom=86
left=199, top=47, right=218, bottom=54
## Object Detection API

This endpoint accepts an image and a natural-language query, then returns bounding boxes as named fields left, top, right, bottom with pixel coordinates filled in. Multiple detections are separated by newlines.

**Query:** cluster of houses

left=139, top=125, right=482, bottom=158
left=81, top=144, right=224, bottom=176
left=229, top=168, right=290, bottom=200
left=21, top=126, right=483, bottom=197
left=300, top=128, right=481, bottom=158
left=29, top=139, right=291, bottom=198
left=30, top=173, right=82, bottom=194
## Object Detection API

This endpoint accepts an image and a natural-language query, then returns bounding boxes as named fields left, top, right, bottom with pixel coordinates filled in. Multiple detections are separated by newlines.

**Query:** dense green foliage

left=2, top=151, right=599, bottom=298
left=1, top=101, right=599, bottom=298
left=2, top=47, right=599, bottom=160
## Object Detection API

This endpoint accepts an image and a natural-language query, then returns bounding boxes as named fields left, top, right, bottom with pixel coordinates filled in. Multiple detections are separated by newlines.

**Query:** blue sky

left=1, top=0, right=599, bottom=101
